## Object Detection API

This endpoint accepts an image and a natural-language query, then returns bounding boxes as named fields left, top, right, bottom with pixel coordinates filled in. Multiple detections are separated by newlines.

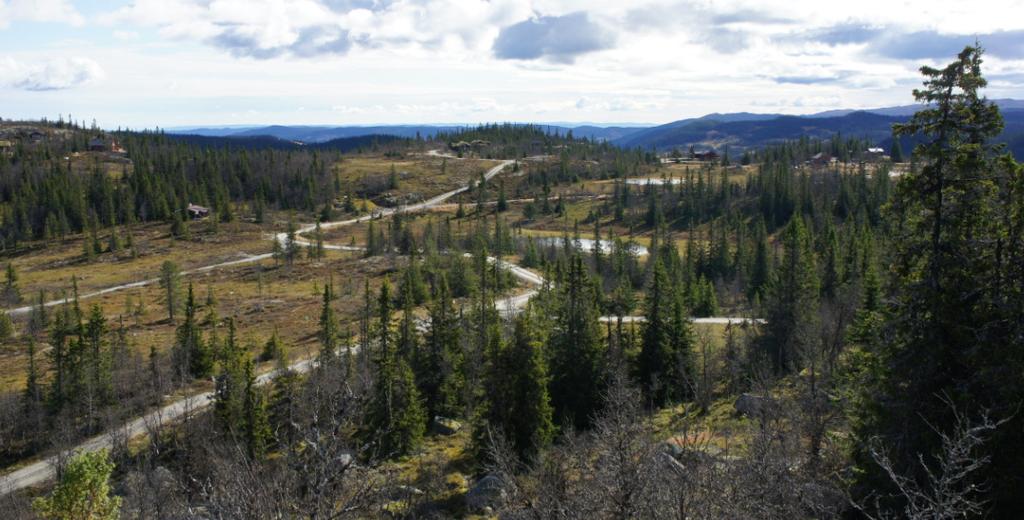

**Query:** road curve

left=1, top=156, right=513, bottom=496
left=1, top=154, right=760, bottom=495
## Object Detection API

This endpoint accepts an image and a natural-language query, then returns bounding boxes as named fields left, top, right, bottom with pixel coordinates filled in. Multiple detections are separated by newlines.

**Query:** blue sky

left=2, top=0, right=1023, bottom=129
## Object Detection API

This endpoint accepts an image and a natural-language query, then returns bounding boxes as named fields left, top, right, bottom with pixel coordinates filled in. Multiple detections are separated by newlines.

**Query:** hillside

left=614, top=107, right=1024, bottom=157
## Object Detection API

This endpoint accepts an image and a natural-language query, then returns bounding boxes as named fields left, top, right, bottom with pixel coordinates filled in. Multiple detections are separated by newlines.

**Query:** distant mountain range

left=166, top=123, right=643, bottom=143
left=611, top=99, right=1024, bottom=155
left=166, top=99, right=1024, bottom=157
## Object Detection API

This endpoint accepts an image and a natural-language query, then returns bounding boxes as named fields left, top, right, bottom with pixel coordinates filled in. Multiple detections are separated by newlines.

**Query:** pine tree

left=506, top=315, right=555, bottom=459
left=159, top=261, right=182, bottom=322
left=476, top=314, right=555, bottom=462
left=47, top=303, right=75, bottom=412
left=416, top=275, right=462, bottom=420
left=173, top=284, right=212, bottom=381
left=890, top=133, right=904, bottom=163
left=397, top=281, right=418, bottom=360
left=284, top=218, right=301, bottom=265
left=33, top=449, right=121, bottom=520
left=364, top=279, right=426, bottom=457
left=638, top=259, right=692, bottom=405
left=24, top=338, right=42, bottom=411
left=243, top=358, right=271, bottom=459
left=260, top=328, right=287, bottom=365
left=820, top=222, right=842, bottom=299
left=271, top=236, right=284, bottom=265
left=747, top=220, right=771, bottom=302
left=214, top=318, right=247, bottom=435
left=761, top=214, right=818, bottom=373
left=83, top=304, right=112, bottom=405
left=496, top=180, right=508, bottom=212
left=28, top=290, right=48, bottom=336
left=853, top=45, right=1024, bottom=515
left=0, top=311, right=13, bottom=340
left=317, top=284, right=338, bottom=363
left=3, top=262, right=21, bottom=304
left=549, top=254, right=604, bottom=428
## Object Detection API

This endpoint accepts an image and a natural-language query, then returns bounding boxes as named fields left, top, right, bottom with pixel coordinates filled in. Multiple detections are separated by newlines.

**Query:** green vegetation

left=32, top=450, right=121, bottom=520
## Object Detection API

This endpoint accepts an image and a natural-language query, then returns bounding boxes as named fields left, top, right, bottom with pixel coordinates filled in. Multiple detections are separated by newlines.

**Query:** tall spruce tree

left=853, top=45, right=1024, bottom=516
left=761, top=214, right=819, bottom=373
left=476, top=313, right=555, bottom=462
left=317, top=284, right=338, bottom=363
left=416, top=275, right=463, bottom=420
left=638, top=259, right=693, bottom=406
left=364, top=279, right=426, bottom=458
left=549, top=254, right=604, bottom=428
left=173, top=284, right=212, bottom=381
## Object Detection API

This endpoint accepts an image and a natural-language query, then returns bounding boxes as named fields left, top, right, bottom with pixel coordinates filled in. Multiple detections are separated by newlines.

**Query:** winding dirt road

left=0, top=153, right=760, bottom=495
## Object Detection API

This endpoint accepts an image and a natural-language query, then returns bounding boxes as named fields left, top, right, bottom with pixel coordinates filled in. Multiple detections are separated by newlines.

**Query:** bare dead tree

left=856, top=399, right=1006, bottom=520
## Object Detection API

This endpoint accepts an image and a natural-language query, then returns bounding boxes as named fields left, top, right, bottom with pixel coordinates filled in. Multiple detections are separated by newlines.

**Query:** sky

left=1, top=0, right=1023, bottom=129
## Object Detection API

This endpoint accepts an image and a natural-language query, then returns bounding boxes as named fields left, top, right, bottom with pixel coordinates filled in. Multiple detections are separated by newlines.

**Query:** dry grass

left=334, top=155, right=500, bottom=202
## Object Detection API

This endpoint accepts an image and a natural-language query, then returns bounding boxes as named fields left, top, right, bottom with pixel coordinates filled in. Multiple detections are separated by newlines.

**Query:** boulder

left=466, top=474, right=507, bottom=512
left=431, top=416, right=463, bottom=436
left=734, top=393, right=775, bottom=417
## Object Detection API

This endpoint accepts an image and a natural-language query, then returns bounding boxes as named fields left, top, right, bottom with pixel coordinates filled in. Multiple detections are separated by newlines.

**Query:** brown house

left=88, top=135, right=126, bottom=153
left=691, top=150, right=720, bottom=162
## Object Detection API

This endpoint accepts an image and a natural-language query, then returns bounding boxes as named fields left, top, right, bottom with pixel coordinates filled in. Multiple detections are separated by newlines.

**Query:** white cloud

left=0, top=56, right=104, bottom=90
left=110, top=0, right=532, bottom=59
left=0, top=0, right=84, bottom=28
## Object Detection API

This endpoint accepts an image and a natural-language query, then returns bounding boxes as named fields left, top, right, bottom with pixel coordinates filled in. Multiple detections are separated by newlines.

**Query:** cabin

left=864, top=147, right=887, bottom=162
left=187, top=203, right=210, bottom=220
left=0, top=140, right=12, bottom=156
left=691, top=150, right=720, bottom=162
left=808, top=152, right=836, bottom=167
left=88, top=135, right=125, bottom=153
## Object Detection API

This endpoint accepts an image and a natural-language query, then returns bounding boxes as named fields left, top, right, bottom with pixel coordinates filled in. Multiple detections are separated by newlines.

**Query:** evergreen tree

left=853, top=45, right=1024, bottom=516
left=260, top=328, right=287, bottom=365
left=397, top=280, right=418, bottom=361
left=243, top=358, right=271, bottom=459
left=173, top=284, right=212, bottom=381
left=496, top=180, right=508, bottom=212
left=214, top=318, right=247, bottom=435
left=0, top=311, right=13, bottom=340
left=748, top=221, right=771, bottom=302
left=83, top=304, right=112, bottom=405
left=24, top=338, right=42, bottom=411
left=317, top=284, right=338, bottom=363
left=638, top=259, right=693, bottom=405
left=416, top=275, right=463, bottom=420
left=2, top=262, right=21, bottom=304
left=890, top=133, right=904, bottom=163
left=364, top=279, right=426, bottom=457
left=29, top=290, right=49, bottom=336
left=761, top=214, right=819, bottom=373
left=284, top=218, right=301, bottom=265
left=159, top=261, right=182, bottom=322
left=549, top=254, right=604, bottom=428
left=477, top=314, right=555, bottom=462
left=33, top=449, right=121, bottom=520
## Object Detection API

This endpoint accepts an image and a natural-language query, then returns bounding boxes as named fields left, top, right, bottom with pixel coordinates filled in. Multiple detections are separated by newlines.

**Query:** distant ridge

left=166, top=98, right=1024, bottom=157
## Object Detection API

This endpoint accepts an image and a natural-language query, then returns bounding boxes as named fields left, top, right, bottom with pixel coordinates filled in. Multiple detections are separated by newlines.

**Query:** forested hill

left=0, top=122, right=635, bottom=249
left=164, top=132, right=407, bottom=152
left=615, top=107, right=1024, bottom=157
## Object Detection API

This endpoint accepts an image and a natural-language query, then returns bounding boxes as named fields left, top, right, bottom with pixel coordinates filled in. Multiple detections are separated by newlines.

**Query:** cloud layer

left=493, top=12, right=614, bottom=63
left=0, top=56, right=103, bottom=90
left=1, top=0, right=1022, bottom=126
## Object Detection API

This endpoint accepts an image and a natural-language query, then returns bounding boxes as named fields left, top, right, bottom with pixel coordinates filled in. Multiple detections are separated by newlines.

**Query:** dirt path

left=1, top=153, right=761, bottom=495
